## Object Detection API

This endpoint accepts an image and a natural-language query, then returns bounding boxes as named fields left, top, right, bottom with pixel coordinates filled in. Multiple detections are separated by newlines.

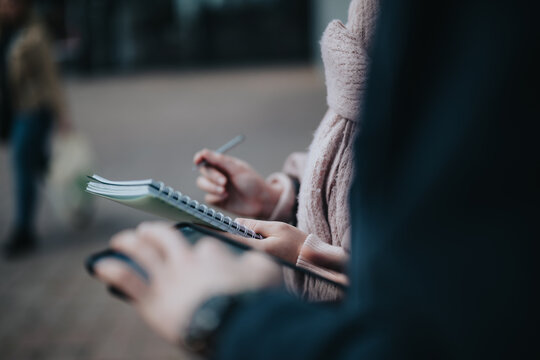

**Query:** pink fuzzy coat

left=266, top=0, right=378, bottom=301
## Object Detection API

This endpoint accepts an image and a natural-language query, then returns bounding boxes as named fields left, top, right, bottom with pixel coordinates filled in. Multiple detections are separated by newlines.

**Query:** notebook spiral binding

left=154, top=182, right=263, bottom=239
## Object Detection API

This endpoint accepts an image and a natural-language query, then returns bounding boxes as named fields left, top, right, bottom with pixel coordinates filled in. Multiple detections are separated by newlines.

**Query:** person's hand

left=93, top=222, right=281, bottom=345
left=234, top=219, right=349, bottom=286
left=233, top=219, right=307, bottom=264
left=194, top=149, right=281, bottom=219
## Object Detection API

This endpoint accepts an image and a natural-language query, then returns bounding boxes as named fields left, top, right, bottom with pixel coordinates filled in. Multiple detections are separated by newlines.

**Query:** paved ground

left=0, top=66, right=326, bottom=359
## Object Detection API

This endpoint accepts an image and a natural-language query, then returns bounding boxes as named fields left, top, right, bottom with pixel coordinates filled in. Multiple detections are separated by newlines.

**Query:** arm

left=93, top=223, right=368, bottom=359
left=215, top=292, right=367, bottom=360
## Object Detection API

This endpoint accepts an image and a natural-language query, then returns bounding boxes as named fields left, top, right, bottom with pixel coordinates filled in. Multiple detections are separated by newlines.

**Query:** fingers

left=194, top=149, right=243, bottom=175
left=110, top=223, right=190, bottom=271
left=194, top=236, right=231, bottom=257
left=110, top=229, right=163, bottom=275
left=94, top=258, right=148, bottom=301
left=135, top=222, right=191, bottom=264
left=196, top=176, right=227, bottom=196
left=234, top=218, right=263, bottom=234
left=240, top=252, right=282, bottom=287
left=199, top=166, right=228, bottom=187
left=225, top=232, right=266, bottom=251
left=205, top=193, right=228, bottom=204
left=235, top=218, right=287, bottom=238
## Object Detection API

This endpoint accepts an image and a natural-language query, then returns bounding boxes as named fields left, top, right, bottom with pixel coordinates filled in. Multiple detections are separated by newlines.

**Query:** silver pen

left=193, top=134, right=246, bottom=171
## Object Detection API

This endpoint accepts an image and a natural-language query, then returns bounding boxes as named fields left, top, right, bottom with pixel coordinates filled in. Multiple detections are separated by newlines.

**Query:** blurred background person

left=0, top=0, right=70, bottom=259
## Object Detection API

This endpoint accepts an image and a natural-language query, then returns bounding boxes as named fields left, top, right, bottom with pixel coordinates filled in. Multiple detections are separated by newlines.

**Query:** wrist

left=258, top=183, right=282, bottom=220
left=180, top=292, right=259, bottom=356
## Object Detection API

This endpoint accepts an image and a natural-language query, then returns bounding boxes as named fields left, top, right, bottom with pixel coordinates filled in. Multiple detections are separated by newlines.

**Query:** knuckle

left=276, top=223, right=289, bottom=232
left=110, top=230, right=133, bottom=247
left=279, top=223, right=289, bottom=230
left=245, top=220, right=257, bottom=230
left=196, top=238, right=223, bottom=255
left=205, top=195, right=218, bottom=204
left=209, top=168, right=221, bottom=178
left=136, top=222, right=154, bottom=234
left=196, top=176, right=206, bottom=187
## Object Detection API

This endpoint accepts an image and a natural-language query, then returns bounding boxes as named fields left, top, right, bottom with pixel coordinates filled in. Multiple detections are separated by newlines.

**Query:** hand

left=93, top=222, right=281, bottom=345
left=234, top=219, right=349, bottom=286
left=194, top=149, right=281, bottom=219
left=233, top=219, right=307, bottom=264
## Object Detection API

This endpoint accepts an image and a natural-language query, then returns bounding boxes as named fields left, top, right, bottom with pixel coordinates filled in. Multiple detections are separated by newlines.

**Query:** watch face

left=184, top=295, right=238, bottom=355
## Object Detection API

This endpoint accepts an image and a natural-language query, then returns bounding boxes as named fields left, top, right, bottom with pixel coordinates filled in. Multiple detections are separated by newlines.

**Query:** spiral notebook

left=86, top=175, right=263, bottom=239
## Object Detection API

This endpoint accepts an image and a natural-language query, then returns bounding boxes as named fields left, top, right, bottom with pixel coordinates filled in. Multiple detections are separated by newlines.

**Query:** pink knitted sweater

left=266, top=0, right=378, bottom=301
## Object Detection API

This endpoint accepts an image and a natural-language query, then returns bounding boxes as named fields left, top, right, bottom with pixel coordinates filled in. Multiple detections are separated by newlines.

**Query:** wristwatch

left=183, top=293, right=256, bottom=355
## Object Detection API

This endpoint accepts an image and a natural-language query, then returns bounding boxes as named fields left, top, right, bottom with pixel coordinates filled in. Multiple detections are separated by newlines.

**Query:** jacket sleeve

left=214, top=291, right=370, bottom=360
left=295, top=229, right=351, bottom=285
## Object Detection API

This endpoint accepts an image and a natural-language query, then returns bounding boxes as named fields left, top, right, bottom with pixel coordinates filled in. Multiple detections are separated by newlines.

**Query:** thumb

left=235, top=218, right=273, bottom=238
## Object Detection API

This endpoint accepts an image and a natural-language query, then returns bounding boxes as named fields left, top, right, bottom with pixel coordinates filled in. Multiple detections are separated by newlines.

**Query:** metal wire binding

left=155, top=182, right=262, bottom=239
left=237, top=225, right=248, bottom=235
left=181, top=195, right=191, bottom=204
left=157, top=182, right=165, bottom=193
left=175, top=191, right=183, bottom=201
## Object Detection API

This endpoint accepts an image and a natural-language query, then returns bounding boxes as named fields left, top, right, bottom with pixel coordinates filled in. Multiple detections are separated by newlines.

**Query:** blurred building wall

left=38, top=0, right=352, bottom=73
left=38, top=0, right=313, bottom=74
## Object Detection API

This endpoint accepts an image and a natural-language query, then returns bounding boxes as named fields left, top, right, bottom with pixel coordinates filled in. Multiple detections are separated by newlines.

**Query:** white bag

left=46, top=132, right=96, bottom=229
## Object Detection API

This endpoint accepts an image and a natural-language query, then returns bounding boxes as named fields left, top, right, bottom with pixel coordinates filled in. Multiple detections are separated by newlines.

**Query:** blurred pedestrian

left=0, top=0, right=70, bottom=258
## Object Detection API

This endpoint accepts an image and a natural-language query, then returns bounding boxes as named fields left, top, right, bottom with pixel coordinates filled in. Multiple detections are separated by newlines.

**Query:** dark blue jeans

left=10, top=108, right=53, bottom=232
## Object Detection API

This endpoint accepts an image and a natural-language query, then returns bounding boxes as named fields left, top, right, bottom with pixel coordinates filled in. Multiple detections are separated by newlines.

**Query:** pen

left=193, top=134, right=246, bottom=171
